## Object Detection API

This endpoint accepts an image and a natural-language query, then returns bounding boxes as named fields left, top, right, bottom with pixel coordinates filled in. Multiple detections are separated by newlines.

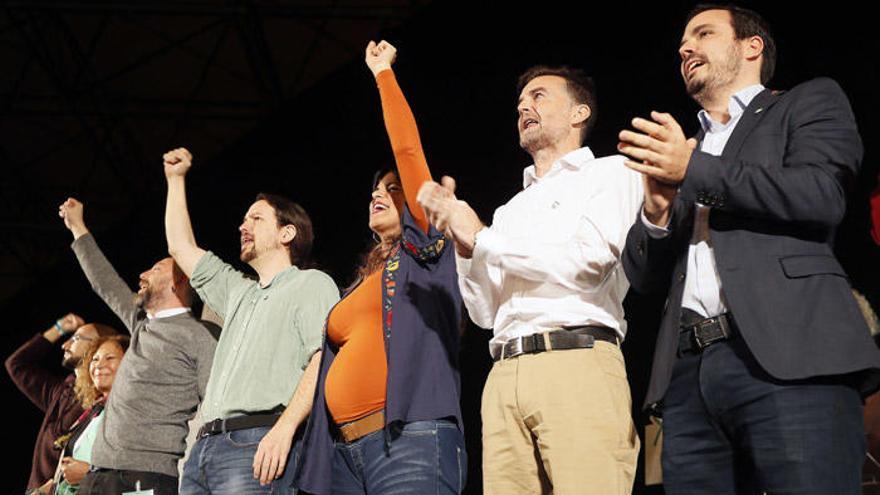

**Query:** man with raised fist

left=163, top=148, right=338, bottom=494
left=59, top=197, right=218, bottom=495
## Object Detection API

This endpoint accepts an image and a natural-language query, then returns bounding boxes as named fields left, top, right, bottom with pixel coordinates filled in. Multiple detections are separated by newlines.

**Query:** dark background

left=2, top=1, right=878, bottom=493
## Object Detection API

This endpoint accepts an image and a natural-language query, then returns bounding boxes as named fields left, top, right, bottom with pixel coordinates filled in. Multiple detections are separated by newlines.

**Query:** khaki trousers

left=481, top=342, right=639, bottom=494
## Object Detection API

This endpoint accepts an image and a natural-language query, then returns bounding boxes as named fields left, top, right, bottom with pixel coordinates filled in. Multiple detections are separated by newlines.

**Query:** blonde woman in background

left=35, top=335, right=129, bottom=495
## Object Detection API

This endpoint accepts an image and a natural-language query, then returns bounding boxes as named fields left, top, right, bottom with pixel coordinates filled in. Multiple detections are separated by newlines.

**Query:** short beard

left=240, top=246, right=256, bottom=263
left=519, top=125, right=566, bottom=156
left=519, top=131, right=552, bottom=155
left=687, top=44, right=742, bottom=107
left=134, top=288, right=151, bottom=311
left=62, top=355, right=80, bottom=371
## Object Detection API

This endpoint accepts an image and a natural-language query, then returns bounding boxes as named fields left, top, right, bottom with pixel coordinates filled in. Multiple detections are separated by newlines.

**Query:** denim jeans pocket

left=226, top=426, right=269, bottom=448
left=396, top=420, right=441, bottom=437
left=438, top=424, right=467, bottom=494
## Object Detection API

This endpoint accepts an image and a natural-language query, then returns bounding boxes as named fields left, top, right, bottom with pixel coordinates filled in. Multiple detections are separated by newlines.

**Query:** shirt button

left=678, top=273, right=685, bottom=282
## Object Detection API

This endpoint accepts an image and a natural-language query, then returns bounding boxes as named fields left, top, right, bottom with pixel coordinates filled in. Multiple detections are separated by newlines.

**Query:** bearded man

left=59, top=197, right=218, bottom=495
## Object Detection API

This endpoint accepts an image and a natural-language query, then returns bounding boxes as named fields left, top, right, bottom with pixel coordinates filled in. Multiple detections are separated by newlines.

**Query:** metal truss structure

left=0, top=0, right=427, bottom=301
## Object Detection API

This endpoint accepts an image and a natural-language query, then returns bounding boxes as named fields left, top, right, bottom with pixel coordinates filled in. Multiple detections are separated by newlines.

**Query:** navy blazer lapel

left=720, top=88, right=782, bottom=159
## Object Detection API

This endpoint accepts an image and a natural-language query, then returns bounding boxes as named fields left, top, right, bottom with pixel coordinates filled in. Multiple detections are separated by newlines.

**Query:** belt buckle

left=502, top=337, right=524, bottom=360
left=199, top=419, right=223, bottom=438
left=693, top=316, right=727, bottom=349
left=693, top=317, right=717, bottom=349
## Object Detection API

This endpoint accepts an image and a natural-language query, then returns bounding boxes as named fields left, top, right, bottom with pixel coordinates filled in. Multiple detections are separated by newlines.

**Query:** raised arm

left=59, top=198, right=138, bottom=330
left=5, top=318, right=79, bottom=411
left=366, top=40, right=432, bottom=232
left=59, top=198, right=90, bottom=241
left=163, top=148, right=207, bottom=277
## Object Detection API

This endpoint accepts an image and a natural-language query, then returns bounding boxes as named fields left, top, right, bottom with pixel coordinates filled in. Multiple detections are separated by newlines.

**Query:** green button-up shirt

left=191, top=252, right=339, bottom=421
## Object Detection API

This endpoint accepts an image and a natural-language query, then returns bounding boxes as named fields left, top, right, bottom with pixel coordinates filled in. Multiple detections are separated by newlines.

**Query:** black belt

left=495, top=326, right=619, bottom=362
left=678, top=312, right=735, bottom=355
left=197, top=411, right=282, bottom=438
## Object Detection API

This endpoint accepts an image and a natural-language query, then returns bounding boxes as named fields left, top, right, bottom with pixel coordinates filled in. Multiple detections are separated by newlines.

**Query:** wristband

left=54, top=320, right=68, bottom=337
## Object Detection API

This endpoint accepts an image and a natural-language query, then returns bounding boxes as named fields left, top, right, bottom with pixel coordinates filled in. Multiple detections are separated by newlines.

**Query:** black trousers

left=662, top=329, right=866, bottom=494
left=79, top=468, right=178, bottom=495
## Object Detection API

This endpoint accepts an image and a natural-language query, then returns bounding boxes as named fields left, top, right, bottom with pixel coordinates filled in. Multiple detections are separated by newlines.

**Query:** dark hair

left=348, top=168, right=400, bottom=292
left=516, top=65, right=598, bottom=143
left=89, top=323, right=119, bottom=339
left=255, top=193, right=315, bottom=269
left=687, top=4, right=776, bottom=84
left=74, top=334, right=130, bottom=408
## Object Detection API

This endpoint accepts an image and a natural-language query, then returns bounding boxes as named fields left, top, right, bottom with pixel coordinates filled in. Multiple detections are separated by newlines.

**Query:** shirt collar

left=522, top=146, right=596, bottom=189
left=260, top=264, right=299, bottom=289
left=147, top=307, right=191, bottom=320
left=697, top=84, right=765, bottom=132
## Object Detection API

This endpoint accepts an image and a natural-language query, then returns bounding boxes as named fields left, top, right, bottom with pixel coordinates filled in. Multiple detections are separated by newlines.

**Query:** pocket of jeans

left=437, top=425, right=466, bottom=494
left=397, top=420, right=440, bottom=437
left=226, top=427, right=266, bottom=448
left=456, top=443, right=468, bottom=493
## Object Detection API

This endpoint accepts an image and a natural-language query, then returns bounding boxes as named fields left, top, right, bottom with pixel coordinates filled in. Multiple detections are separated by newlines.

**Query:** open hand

left=252, top=422, right=295, bottom=486
left=618, top=111, right=697, bottom=185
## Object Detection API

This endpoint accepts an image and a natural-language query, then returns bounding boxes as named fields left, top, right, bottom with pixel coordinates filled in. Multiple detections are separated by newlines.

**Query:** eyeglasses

left=69, top=335, right=95, bottom=344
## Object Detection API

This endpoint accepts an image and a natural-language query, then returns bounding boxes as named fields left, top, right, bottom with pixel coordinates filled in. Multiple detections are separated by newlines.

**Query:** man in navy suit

left=618, top=4, right=880, bottom=493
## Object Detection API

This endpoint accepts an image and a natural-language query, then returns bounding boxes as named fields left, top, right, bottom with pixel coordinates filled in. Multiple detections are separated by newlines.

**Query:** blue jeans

left=332, top=420, right=467, bottom=494
left=78, top=468, right=177, bottom=495
left=662, top=333, right=865, bottom=495
left=180, top=425, right=302, bottom=495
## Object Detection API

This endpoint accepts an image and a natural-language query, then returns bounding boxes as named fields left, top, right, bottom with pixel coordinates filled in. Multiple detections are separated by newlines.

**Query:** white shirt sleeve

left=468, top=161, right=644, bottom=294
left=640, top=207, right=671, bottom=239
left=456, top=239, right=504, bottom=330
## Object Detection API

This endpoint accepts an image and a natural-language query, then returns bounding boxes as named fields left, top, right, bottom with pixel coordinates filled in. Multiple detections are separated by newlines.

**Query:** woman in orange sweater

left=297, top=41, right=466, bottom=495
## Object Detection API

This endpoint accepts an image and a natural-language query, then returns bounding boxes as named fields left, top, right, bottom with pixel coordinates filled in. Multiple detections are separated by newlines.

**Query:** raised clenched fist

left=57, top=313, right=85, bottom=333
left=365, top=40, right=397, bottom=77
left=163, top=147, right=193, bottom=178
left=58, top=197, right=88, bottom=238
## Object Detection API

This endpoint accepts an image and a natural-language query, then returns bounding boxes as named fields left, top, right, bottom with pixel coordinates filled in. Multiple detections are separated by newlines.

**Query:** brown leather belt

left=338, top=409, right=385, bottom=443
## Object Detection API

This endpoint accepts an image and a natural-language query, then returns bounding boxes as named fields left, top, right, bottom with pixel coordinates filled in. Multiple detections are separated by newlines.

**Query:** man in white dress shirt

left=419, top=65, right=642, bottom=494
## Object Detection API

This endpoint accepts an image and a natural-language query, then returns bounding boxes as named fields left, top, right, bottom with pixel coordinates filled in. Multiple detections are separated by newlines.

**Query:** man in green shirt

left=163, top=147, right=339, bottom=494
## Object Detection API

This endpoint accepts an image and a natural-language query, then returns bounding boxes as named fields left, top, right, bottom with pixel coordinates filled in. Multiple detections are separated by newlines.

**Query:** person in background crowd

left=6, top=314, right=116, bottom=494
left=34, top=335, right=130, bottom=495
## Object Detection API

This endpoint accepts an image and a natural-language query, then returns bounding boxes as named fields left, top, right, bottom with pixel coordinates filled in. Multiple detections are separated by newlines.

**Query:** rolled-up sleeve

left=190, top=252, right=250, bottom=321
